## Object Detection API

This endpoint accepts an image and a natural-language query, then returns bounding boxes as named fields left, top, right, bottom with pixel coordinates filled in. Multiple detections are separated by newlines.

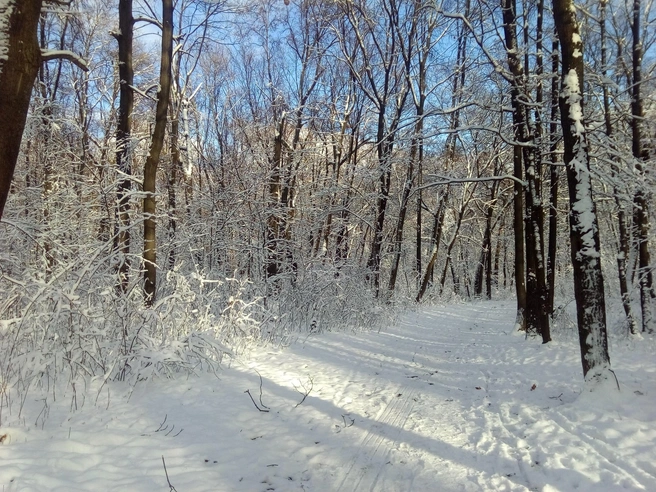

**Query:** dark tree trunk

left=553, top=0, right=612, bottom=383
left=113, top=0, right=134, bottom=294
left=416, top=161, right=422, bottom=283
left=439, top=186, right=474, bottom=294
left=546, top=36, right=560, bottom=316
left=387, top=156, right=414, bottom=295
left=600, top=0, right=636, bottom=334
left=143, top=0, right=174, bottom=305
left=631, top=0, right=653, bottom=333
left=391, top=9, right=430, bottom=295
left=167, top=113, right=179, bottom=271
left=0, top=1, right=43, bottom=220
left=502, top=0, right=549, bottom=341
left=416, top=188, right=449, bottom=303
left=266, top=117, right=286, bottom=281
left=474, top=182, right=497, bottom=299
left=367, top=123, right=394, bottom=297
left=533, top=0, right=551, bottom=342
left=501, top=0, right=527, bottom=332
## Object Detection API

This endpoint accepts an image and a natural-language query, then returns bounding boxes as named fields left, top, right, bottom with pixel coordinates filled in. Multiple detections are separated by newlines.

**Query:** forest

left=0, top=0, right=654, bottom=408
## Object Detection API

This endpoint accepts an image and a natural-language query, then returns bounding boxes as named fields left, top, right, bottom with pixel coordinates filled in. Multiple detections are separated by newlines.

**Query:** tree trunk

left=266, top=117, right=286, bottom=280
left=546, top=35, right=560, bottom=316
left=416, top=187, right=449, bottom=303
left=439, top=186, right=474, bottom=293
left=367, top=124, right=393, bottom=297
left=142, top=0, right=174, bottom=305
left=553, top=0, right=612, bottom=383
left=167, top=112, right=179, bottom=271
left=600, top=0, right=636, bottom=334
left=502, top=0, right=549, bottom=341
left=113, top=0, right=134, bottom=294
left=474, top=181, right=496, bottom=299
left=533, top=0, right=551, bottom=342
left=500, top=0, right=527, bottom=332
left=387, top=156, right=414, bottom=295
left=631, top=0, right=653, bottom=333
left=416, top=158, right=422, bottom=282
left=0, top=0, right=43, bottom=221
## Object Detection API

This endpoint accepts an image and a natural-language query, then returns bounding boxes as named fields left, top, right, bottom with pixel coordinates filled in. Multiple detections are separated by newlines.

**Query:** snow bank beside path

left=1, top=301, right=655, bottom=491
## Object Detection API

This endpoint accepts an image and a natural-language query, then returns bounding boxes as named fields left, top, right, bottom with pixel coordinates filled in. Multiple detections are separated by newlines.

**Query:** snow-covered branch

left=41, top=49, right=88, bottom=72
left=413, top=174, right=526, bottom=195
left=134, top=16, right=163, bottom=30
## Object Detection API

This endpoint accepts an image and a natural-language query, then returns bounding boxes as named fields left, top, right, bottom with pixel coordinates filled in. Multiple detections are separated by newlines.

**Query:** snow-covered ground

left=1, top=300, right=655, bottom=491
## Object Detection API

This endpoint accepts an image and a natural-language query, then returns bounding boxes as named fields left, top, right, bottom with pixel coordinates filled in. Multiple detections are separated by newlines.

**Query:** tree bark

left=142, top=0, right=173, bottom=305
left=113, top=0, right=134, bottom=294
left=167, top=111, right=179, bottom=271
left=500, top=0, right=527, bottom=332
left=439, top=185, right=475, bottom=294
left=416, top=187, right=449, bottom=303
left=533, top=0, right=551, bottom=342
left=474, top=180, right=497, bottom=299
left=546, top=35, right=560, bottom=316
left=600, top=0, right=636, bottom=334
left=631, top=0, right=653, bottom=333
left=501, top=0, right=549, bottom=341
left=0, top=0, right=43, bottom=221
left=553, top=0, right=612, bottom=383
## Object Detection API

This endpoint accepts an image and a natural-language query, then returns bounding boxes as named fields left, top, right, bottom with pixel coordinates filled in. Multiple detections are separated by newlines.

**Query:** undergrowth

left=0, top=241, right=391, bottom=426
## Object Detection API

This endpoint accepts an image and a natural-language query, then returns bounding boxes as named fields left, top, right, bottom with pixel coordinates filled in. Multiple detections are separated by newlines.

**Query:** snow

left=562, top=67, right=600, bottom=263
left=0, top=0, right=14, bottom=64
left=562, top=70, right=585, bottom=137
left=1, top=301, right=655, bottom=491
left=41, top=50, right=90, bottom=72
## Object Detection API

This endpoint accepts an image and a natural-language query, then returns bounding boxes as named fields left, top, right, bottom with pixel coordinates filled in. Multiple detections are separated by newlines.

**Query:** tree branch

left=41, top=50, right=88, bottom=72
left=413, top=174, right=527, bottom=196
left=134, top=16, right=163, bottom=30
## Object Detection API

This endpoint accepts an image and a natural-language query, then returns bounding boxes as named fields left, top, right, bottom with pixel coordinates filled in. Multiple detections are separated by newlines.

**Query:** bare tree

left=0, top=1, right=87, bottom=221
left=630, top=0, right=653, bottom=333
left=546, top=34, right=560, bottom=317
left=597, top=0, right=637, bottom=334
left=501, top=0, right=535, bottom=336
left=112, top=0, right=134, bottom=294
left=143, top=0, right=174, bottom=305
left=553, top=0, right=612, bottom=383
left=339, top=0, right=411, bottom=296
left=388, top=0, right=430, bottom=296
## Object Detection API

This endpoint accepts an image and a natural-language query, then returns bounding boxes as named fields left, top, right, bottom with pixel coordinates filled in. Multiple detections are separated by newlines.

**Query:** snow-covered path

left=1, top=301, right=655, bottom=491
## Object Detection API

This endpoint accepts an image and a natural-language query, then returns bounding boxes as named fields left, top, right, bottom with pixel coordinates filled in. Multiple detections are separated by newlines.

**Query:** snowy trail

left=334, top=380, right=417, bottom=492
left=1, top=300, right=656, bottom=491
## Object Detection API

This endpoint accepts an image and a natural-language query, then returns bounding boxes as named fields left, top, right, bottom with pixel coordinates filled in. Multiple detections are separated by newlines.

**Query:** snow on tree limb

left=134, top=16, right=162, bottom=30
left=41, top=49, right=89, bottom=72
left=414, top=174, right=527, bottom=195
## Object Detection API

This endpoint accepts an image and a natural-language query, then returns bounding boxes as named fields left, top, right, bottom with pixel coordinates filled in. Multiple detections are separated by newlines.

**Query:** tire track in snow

left=336, top=382, right=418, bottom=492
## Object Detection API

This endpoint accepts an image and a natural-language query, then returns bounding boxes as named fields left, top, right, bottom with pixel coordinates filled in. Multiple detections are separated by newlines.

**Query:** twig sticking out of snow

left=245, top=371, right=270, bottom=412
left=245, top=390, right=270, bottom=412
left=293, top=376, right=314, bottom=408
left=161, top=456, right=178, bottom=492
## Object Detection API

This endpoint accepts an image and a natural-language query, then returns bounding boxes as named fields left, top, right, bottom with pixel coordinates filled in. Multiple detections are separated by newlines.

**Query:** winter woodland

left=0, top=1, right=654, bottom=483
